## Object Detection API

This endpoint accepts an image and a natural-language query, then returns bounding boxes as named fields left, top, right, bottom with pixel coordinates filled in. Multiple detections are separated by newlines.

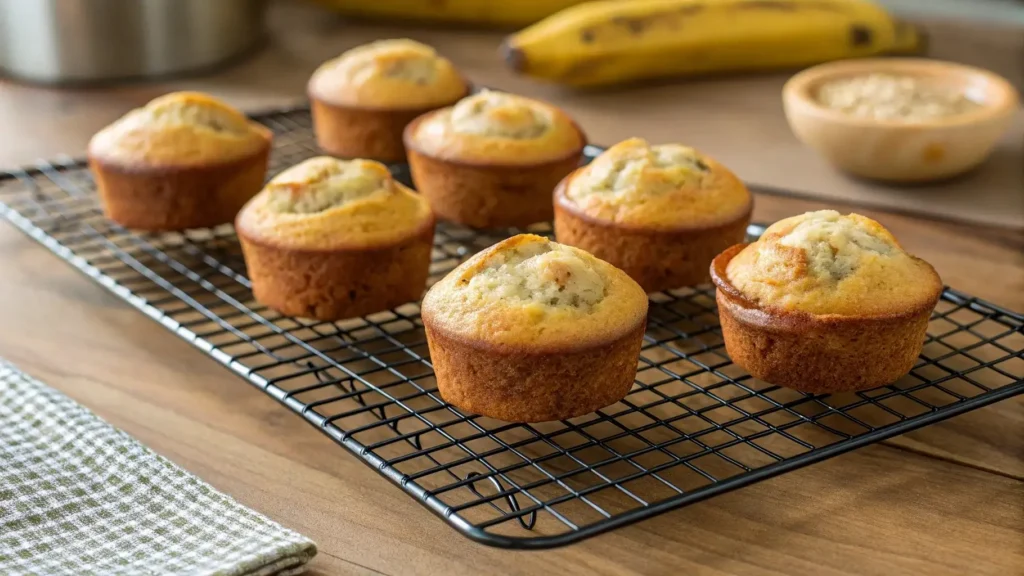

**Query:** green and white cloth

left=0, top=360, right=317, bottom=576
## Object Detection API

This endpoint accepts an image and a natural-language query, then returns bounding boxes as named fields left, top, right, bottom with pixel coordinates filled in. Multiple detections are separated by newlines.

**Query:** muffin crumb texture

left=408, top=90, right=583, bottom=164
left=450, top=90, right=551, bottom=139
left=456, top=238, right=605, bottom=312
left=112, top=92, right=250, bottom=134
left=726, top=210, right=941, bottom=316
left=571, top=138, right=706, bottom=198
left=236, top=156, right=432, bottom=250
left=309, top=39, right=466, bottom=109
left=88, top=92, right=269, bottom=167
left=816, top=73, right=981, bottom=121
left=264, top=157, right=390, bottom=214
left=424, top=235, right=646, bottom=346
left=563, top=137, right=749, bottom=228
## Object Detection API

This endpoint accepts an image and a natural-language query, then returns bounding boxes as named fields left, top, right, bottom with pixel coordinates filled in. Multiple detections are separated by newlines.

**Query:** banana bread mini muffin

left=711, top=210, right=942, bottom=393
left=309, top=39, right=469, bottom=162
left=422, top=234, right=647, bottom=422
left=404, top=90, right=586, bottom=228
left=236, top=156, right=435, bottom=321
left=88, top=91, right=272, bottom=231
left=555, top=138, right=751, bottom=293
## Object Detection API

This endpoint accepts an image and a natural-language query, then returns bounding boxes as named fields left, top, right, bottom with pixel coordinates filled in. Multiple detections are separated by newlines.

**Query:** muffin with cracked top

left=236, top=156, right=435, bottom=321
left=555, top=137, right=751, bottom=292
left=88, top=91, right=272, bottom=231
left=309, top=39, right=469, bottom=162
left=422, top=234, right=647, bottom=422
left=711, top=210, right=942, bottom=393
left=405, top=90, right=586, bottom=228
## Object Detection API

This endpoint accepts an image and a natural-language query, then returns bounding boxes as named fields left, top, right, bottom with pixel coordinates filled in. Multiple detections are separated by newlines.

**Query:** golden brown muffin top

left=235, top=156, right=433, bottom=251
left=308, top=39, right=468, bottom=109
left=560, top=138, right=751, bottom=229
left=88, top=92, right=271, bottom=168
left=726, top=210, right=941, bottom=317
left=423, top=234, right=647, bottom=349
left=407, top=90, right=585, bottom=165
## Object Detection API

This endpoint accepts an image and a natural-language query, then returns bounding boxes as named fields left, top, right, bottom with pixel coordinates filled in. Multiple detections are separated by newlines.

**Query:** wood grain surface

left=0, top=2, right=1022, bottom=574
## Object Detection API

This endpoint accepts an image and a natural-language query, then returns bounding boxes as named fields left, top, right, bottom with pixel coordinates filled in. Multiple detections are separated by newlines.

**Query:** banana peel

left=503, top=0, right=928, bottom=88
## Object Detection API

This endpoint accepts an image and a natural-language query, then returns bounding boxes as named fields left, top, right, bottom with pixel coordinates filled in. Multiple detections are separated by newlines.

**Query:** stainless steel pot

left=0, top=0, right=268, bottom=84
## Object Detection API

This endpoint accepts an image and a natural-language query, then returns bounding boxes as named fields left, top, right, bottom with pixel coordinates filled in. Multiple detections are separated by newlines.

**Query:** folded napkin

left=0, top=360, right=317, bottom=576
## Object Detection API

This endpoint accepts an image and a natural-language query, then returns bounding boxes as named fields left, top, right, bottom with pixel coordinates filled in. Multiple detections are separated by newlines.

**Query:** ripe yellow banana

left=503, top=0, right=924, bottom=87
left=310, top=0, right=590, bottom=28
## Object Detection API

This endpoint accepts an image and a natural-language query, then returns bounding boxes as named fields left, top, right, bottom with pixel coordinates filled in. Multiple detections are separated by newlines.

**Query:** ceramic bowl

left=782, top=58, right=1018, bottom=183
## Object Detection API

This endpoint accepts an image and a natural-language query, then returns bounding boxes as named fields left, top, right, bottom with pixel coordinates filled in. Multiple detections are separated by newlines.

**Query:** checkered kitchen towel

left=0, top=360, right=316, bottom=576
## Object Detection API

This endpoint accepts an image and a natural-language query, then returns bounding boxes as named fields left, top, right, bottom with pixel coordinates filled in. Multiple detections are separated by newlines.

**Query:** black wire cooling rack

left=1, top=107, right=1022, bottom=549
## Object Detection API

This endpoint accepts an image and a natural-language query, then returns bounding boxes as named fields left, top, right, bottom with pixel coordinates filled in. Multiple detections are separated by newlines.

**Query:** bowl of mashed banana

left=782, top=58, right=1018, bottom=182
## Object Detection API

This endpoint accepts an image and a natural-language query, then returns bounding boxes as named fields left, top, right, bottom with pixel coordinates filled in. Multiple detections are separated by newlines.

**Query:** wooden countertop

left=0, top=3, right=1021, bottom=575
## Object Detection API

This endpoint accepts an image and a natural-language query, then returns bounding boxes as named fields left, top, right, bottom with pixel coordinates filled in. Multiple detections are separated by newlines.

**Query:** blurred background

left=0, top=0, right=1021, bottom=227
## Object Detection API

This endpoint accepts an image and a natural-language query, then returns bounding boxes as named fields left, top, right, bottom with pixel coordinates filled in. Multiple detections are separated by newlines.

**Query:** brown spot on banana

left=850, top=25, right=873, bottom=46
left=732, top=0, right=847, bottom=12
left=735, top=0, right=798, bottom=11
left=611, top=16, right=647, bottom=35
left=581, top=28, right=595, bottom=44
left=600, top=11, right=683, bottom=37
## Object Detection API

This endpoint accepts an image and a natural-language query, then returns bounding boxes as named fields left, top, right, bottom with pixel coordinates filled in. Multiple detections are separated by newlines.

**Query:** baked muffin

left=711, top=210, right=942, bottom=393
left=422, top=234, right=647, bottom=422
left=236, top=156, right=435, bottom=321
left=88, top=91, right=272, bottom=231
left=404, top=90, right=586, bottom=228
left=309, top=39, right=469, bottom=163
left=555, top=138, right=751, bottom=293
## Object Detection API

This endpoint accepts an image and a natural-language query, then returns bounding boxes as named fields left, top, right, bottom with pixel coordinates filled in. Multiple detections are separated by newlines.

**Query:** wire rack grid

left=1, top=107, right=1021, bottom=549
